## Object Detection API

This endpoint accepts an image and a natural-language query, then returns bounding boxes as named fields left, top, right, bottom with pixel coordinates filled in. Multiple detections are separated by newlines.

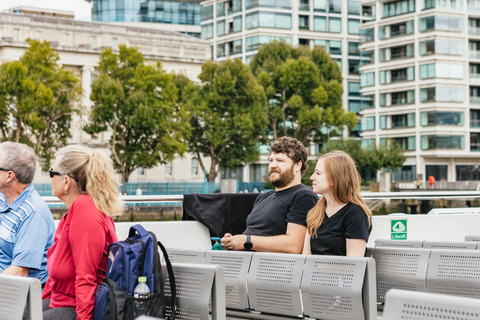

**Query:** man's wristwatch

left=244, top=235, right=253, bottom=250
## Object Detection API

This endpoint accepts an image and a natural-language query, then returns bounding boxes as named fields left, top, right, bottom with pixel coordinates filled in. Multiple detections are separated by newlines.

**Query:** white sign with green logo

left=391, top=219, right=407, bottom=240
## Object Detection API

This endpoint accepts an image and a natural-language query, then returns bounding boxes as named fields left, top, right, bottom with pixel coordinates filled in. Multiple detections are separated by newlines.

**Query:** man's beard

left=269, top=164, right=295, bottom=188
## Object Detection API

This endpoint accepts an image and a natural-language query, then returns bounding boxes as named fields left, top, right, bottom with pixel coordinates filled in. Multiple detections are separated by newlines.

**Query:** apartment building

left=358, top=0, right=480, bottom=183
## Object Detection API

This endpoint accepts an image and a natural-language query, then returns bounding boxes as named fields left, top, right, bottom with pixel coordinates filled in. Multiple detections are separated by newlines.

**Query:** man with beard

left=221, top=137, right=318, bottom=253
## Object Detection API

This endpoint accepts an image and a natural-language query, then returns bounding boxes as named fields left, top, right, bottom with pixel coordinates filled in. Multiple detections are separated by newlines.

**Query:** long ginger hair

left=307, top=150, right=371, bottom=237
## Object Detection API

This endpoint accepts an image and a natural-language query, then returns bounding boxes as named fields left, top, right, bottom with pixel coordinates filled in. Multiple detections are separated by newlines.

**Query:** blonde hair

left=57, top=145, right=123, bottom=217
left=307, top=150, right=372, bottom=237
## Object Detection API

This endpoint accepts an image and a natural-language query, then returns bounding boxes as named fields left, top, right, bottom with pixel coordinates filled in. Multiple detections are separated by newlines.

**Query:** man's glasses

left=0, top=167, right=11, bottom=172
left=49, top=168, right=79, bottom=182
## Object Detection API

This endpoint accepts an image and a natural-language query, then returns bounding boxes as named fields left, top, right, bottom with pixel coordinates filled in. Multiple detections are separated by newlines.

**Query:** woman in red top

left=41, top=145, right=123, bottom=320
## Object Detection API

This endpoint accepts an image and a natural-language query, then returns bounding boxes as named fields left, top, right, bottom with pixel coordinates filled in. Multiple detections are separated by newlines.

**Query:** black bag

left=93, top=224, right=176, bottom=320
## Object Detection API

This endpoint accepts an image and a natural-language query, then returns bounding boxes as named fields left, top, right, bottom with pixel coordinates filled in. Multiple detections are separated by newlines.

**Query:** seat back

left=163, top=263, right=226, bottom=320
left=0, top=274, right=42, bottom=320
left=383, top=289, right=480, bottom=320
left=427, top=249, right=480, bottom=299
left=204, top=250, right=253, bottom=311
left=301, top=255, right=376, bottom=320
left=373, top=247, right=430, bottom=303
left=166, top=248, right=206, bottom=263
left=374, top=239, right=423, bottom=248
left=247, top=253, right=306, bottom=317
left=465, top=235, right=480, bottom=242
left=422, top=240, right=478, bottom=250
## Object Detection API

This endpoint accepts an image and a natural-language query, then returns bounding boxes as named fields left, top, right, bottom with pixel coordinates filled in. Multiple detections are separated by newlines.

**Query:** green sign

left=391, top=219, right=407, bottom=240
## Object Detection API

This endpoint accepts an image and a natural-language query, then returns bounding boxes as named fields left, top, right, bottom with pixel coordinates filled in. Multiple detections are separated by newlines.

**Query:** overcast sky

left=0, top=0, right=91, bottom=20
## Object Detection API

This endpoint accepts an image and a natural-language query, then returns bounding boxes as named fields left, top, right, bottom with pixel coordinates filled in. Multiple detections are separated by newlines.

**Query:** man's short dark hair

left=270, top=136, right=309, bottom=175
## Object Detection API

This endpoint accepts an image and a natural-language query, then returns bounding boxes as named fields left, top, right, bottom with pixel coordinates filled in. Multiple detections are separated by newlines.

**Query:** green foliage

left=301, top=160, right=317, bottom=186
left=322, top=139, right=406, bottom=181
left=85, top=45, right=190, bottom=182
left=250, top=41, right=356, bottom=144
left=180, top=58, right=269, bottom=182
left=0, top=40, right=82, bottom=168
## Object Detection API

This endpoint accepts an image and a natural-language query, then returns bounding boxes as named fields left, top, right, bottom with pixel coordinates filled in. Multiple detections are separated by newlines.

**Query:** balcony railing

left=470, top=96, right=480, bottom=104
left=471, top=119, right=480, bottom=127
left=470, top=74, right=480, bottom=82
left=469, top=51, right=480, bottom=59
left=299, top=3, right=310, bottom=10
left=469, top=27, right=480, bottom=35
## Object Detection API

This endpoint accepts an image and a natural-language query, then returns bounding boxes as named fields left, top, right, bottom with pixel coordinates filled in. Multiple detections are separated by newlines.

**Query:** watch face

left=244, top=242, right=253, bottom=250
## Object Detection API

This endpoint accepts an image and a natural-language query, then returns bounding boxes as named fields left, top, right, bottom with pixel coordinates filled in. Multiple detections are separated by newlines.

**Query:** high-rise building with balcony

left=359, top=0, right=480, bottom=184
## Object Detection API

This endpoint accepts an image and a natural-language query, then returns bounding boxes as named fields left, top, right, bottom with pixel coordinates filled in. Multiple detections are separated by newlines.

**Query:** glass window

left=165, top=161, right=173, bottom=175
left=421, top=111, right=464, bottom=126
left=348, top=19, right=360, bottom=34
left=419, top=39, right=463, bottom=55
left=349, top=100, right=361, bottom=113
left=314, top=16, right=327, bottom=31
left=232, top=39, right=242, bottom=54
left=201, top=23, right=213, bottom=39
left=361, top=139, right=375, bottom=149
left=217, top=20, right=225, bottom=36
left=379, top=70, right=386, bottom=84
left=329, top=17, right=341, bottom=32
left=329, top=40, right=342, bottom=54
left=349, top=59, right=361, bottom=74
left=361, top=116, right=375, bottom=131
left=457, top=164, right=480, bottom=180
left=361, top=95, right=375, bottom=109
left=233, top=0, right=242, bottom=12
left=246, top=11, right=292, bottom=29
left=217, top=43, right=225, bottom=57
left=246, top=0, right=292, bottom=8
left=329, top=0, right=341, bottom=12
left=419, top=15, right=463, bottom=32
left=383, top=0, right=415, bottom=18
left=394, top=165, right=417, bottom=181
left=217, top=2, right=226, bottom=17
left=233, top=15, right=242, bottom=32
left=314, top=0, right=327, bottom=11
left=201, top=5, right=213, bottom=20
left=361, top=72, right=375, bottom=87
left=421, top=135, right=465, bottom=150
left=360, top=50, right=374, bottom=65
left=380, top=115, right=387, bottom=129
left=348, top=0, right=360, bottom=14
left=348, top=82, right=361, bottom=96
left=379, top=25, right=386, bottom=39
left=360, top=28, right=374, bottom=42
left=313, top=39, right=327, bottom=48
left=245, top=35, right=292, bottom=52
left=420, top=87, right=465, bottom=102
left=191, top=158, right=199, bottom=175
left=348, top=42, right=360, bottom=55
left=424, top=0, right=462, bottom=10
left=420, top=63, right=464, bottom=79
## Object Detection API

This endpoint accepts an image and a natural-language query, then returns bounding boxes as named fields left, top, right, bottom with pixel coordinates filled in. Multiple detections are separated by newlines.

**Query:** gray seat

left=374, top=239, right=423, bottom=248
left=163, top=262, right=226, bottom=320
left=204, top=250, right=253, bottom=311
left=0, top=274, right=43, bottom=320
left=422, top=240, right=478, bottom=250
left=465, top=235, right=480, bottom=242
left=166, top=248, right=206, bottom=263
left=246, top=252, right=306, bottom=318
left=426, top=249, right=480, bottom=299
left=301, top=255, right=377, bottom=320
left=383, top=289, right=480, bottom=320
left=372, top=247, right=431, bottom=303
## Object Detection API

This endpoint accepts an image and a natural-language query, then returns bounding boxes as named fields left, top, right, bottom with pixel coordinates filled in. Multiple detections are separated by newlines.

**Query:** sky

left=0, top=0, right=91, bottom=20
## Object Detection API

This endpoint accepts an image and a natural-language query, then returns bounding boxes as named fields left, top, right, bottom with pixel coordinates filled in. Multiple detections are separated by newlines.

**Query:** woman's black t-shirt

left=310, top=202, right=371, bottom=256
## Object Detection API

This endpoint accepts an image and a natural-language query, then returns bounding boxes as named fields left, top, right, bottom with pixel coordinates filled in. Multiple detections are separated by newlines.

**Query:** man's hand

left=221, top=233, right=247, bottom=251
left=2, top=265, right=29, bottom=277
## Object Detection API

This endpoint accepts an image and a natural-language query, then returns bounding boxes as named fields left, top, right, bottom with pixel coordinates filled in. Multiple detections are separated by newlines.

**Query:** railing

left=41, top=191, right=480, bottom=205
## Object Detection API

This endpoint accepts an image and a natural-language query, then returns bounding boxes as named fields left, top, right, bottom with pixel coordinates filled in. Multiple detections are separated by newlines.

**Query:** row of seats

left=373, top=239, right=480, bottom=250
left=166, top=248, right=377, bottom=320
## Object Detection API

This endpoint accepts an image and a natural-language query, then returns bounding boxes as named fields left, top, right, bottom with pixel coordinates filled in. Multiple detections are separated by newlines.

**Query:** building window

left=201, top=23, right=214, bottom=39
left=299, top=15, right=309, bottom=29
left=246, top=11, right=292, bottom=29
left=201, top=5, right=213, bottom=21
left=383, top=0, right=415, bottom=18
left=313, top=16, right=327, bottom=31
left=329, top=0, right=341, bottom=12
left=419, top=63, right=464, bottom=79
left=299, top=0, right=310, bottom=11
left=424, top=0, right=462, bottom=10
left=420, top=87, right=464, bottom=102
left=191, top=158, right=199, bottom=175
left=361, top=116, right=375, bottom=131
left=329, top=17, right=341, bottom=32
left=393, top=165, right=417, bottom=181
left=380, top=90, right=415, bottom=106
left=457, top=164, right=480, bottom=179
left=470, top=132, right=480, bottom=151
left=228, top=39, right=242, bottom=54
left=348, top=59, right=361, bottom=74
left=348, top=42, right=359, bottom=55
left=419, top=15, right=463, bottom=32
left=360, top=28, right=374, bottom=43
left=246, top=35, right=292, bottom=52
left=35, top=31, right=41, bottom=41
left=13, top=28, right=19, bottom=42
left=348, top=19, right=360, bottom=34
left=217, top=20, right=226, bottom=36
left=232, top=15, right=242, bottom=32
left=165, top=161, right=172, bottom=176
left=348, top=0, right=360, bottom=14
left=421, top=135, right=464, bottom=150
left=217, top=2, right=226, bottom=17
left=348, top=82, right=360, bottom=96
left=217, top=43, right=226, bottom=57
left=137, top=167, right=145, bottom=175
left=360, top=72, right=375, bottom=87
left=420, top=39, right=463, bottom=55
left=420, top=111, right=464, bottom=126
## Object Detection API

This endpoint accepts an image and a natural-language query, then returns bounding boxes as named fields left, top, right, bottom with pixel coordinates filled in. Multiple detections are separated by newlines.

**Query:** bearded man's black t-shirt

left=243, top=184, right=318, bottom=236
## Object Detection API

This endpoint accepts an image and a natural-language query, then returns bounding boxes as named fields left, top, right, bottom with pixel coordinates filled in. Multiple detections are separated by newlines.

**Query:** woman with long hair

left=40, top=146, right=123, bottom=320
left=302, top=150, right=372, bottom=256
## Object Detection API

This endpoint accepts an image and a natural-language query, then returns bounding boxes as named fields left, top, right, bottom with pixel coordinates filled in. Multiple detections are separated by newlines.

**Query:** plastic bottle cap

left=138, top=276, right=147, bottom=283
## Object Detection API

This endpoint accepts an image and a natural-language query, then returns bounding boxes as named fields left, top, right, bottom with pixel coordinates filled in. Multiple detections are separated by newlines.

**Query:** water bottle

left=133, top=276, right=151, bottom=316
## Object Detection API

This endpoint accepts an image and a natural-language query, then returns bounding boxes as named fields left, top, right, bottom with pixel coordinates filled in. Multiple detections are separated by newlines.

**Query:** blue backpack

left=93, top=224, right=176, bottom=320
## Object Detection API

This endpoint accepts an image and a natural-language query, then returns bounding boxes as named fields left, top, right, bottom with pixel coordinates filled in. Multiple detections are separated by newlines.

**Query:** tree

left=250, top=41, right=357, bottom=145
left=85, top=45, right=190, bottom=182
left=179, top=59, right=269, bottom=182
left=0, top=40, right=82, bottom=168
left=322, top=139, right=406, bottom=182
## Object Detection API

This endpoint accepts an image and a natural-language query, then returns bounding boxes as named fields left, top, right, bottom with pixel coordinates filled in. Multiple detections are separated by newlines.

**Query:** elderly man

left=0, top=142, right=55, bottom=284
left=221, top=137, right=318, bottom=253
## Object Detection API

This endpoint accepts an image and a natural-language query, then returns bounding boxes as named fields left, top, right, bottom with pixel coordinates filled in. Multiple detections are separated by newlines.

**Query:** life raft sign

left=391, top=219, right=407, bottom=240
